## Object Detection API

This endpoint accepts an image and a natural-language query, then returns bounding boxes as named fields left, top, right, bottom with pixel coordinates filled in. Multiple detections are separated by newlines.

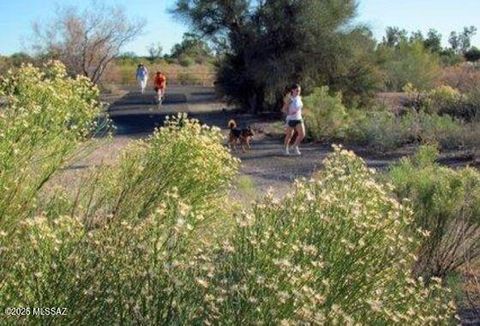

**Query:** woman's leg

left=291, top=123, right=305, bottom=155
left=284, top=126, right=295, bottom=154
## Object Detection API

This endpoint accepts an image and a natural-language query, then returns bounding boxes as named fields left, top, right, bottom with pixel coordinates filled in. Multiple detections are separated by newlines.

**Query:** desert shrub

left=381, top=41, right=441, bottom=91
left=0, top=194, right=213, bottom=325
left=303, top=86, right=349, bottom=141
left=0, top=114, right=239, bottom=324
left=406, top=83, right=480, bottom=122
left=465, top=47, right=480, bottom=62
left=449, top=89, right=480, bottom=122
left=176, top=72, right=201, bottom=85
left=347, top=108, right=467, bottom=151
left=418, top=112, right=465, bottom=149
left=0, top=61, right=102, bottom=225
left=421, top=85, right=462, bottom=114
left=440, top=64, right=480, bottom=93
left=72, top=114, right=239, bottom=223
left=348, top=110, right=410, bottom=151
left=178, top=55, right=194, bottom=67
left=304, top=86, right=468, bottom=151
left=192, top=147, right=455, bottom=324
left=389, top=145, right=480, bottom=281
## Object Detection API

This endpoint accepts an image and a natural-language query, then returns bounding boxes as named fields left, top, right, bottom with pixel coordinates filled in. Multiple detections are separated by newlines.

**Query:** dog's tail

left=228, top=119, right=237, bottom=129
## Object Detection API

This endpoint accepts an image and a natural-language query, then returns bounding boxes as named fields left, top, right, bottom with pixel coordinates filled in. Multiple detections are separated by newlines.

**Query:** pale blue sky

left=0, top=0, right=478, bottom=56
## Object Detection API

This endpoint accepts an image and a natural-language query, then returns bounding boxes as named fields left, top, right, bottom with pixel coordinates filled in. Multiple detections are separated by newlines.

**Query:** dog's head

left=242, top=126, right=254, bottom=138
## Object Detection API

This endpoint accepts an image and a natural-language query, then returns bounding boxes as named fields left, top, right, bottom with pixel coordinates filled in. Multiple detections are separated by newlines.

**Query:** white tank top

left=286, top=96, right=303, bottom=121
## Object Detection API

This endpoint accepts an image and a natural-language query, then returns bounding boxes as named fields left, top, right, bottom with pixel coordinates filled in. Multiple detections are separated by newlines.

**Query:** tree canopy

left=173, top=0, right=378, bottom=111
left=32, top=2, right=145, bottom=84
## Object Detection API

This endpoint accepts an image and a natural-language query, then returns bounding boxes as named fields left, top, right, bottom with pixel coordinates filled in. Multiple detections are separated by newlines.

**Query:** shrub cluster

left=193, top=146, right=455, bottom=324
left=388, top=145, right=480, bottom=281
left=303, top=85, right=478, bottom=151
left=405, top=84, right=480, bottom=122
left=0, top=62, right=102, bottom=224
left=0, top=145, right=456, bottom=324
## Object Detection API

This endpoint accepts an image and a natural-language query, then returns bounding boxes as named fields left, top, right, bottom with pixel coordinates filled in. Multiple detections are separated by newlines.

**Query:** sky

left=0, top=0, right=479, bottom=56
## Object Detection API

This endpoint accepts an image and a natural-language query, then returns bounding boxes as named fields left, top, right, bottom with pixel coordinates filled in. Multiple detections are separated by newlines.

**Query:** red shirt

left=154, top=74, right=166, bottom=88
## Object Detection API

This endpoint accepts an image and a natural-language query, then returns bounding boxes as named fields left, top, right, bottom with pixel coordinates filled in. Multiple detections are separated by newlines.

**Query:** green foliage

left=74, top=114, right=239, bottom=222
left=0, top=61, right=102, bottom=225
left=420, top=85, right=462, bottom=114
left=380, top=41, right=441, bottom=91
left=382, top=26, right=408, bottom=47
left=178, top=55, right=194, bottom=67
left=348, top=110, right=408, bottom=151
left=424, top=29, right=443, bottom=53
left=303, top=85, right=469, bottom=151
left=448, top=26, right=477, bottom=54
left=175, top=0, right=380, bottom=111
left=176, top=71, right=201, bottom=84
left=0, top=69, right=457, bottom=322
left=408, top=84, right=480, bottom=122
left=304, top=86, right=349, bottom=141
left=389, top=145, right=480, bottom=280
left=1, top=195, right=214, bottom=324
left=169, top=33, right=213, bottom=65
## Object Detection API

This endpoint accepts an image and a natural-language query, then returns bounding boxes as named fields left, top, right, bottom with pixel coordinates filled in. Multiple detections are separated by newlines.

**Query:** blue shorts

left=287, top=119, right=303, bottom=128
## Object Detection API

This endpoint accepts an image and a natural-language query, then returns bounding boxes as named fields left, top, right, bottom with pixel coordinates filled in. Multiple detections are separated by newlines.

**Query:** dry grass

left=101, top=62, right=215, bottom=86
left=440, top=64, right=480, bottom=93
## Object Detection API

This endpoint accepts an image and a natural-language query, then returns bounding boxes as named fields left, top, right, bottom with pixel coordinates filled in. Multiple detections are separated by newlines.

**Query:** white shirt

left=286, top=95, right=303, bottom=121
left=136, top=67, right=148, bottom=80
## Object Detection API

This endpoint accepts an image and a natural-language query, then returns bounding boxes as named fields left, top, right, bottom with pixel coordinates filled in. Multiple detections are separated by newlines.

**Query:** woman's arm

left=282, top=95, right=290, bottom=114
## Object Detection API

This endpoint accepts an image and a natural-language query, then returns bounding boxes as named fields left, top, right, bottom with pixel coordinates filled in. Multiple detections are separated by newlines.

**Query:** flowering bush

left=0, top=61, right=102, bottom=225
left=0, top=114, right=239, bottom=324
left=0, top=143, right=456, bottom=324
left=69, top=113, right=240, bottom=223
left=191, top=147, right=455, bottom=324
left=0, top=194, right=211, bottom=324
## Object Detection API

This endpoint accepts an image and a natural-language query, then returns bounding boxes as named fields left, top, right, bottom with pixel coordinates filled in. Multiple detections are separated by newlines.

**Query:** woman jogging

left=153, top=71, right=167, bottom=104
left=283, top=84, right=305, bottom=156
left=136, top=63, right=149, bottom=94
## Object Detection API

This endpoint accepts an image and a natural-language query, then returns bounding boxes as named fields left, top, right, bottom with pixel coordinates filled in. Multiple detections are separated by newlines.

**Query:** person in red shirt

left=153, top=71, right=167, bottom=103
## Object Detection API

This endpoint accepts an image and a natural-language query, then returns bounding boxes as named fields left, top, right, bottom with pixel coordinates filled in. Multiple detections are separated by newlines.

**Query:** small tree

left=147, top=43, right=163, bottom=62
left=424, top=29, right=443, bottom=53
left=382, top=26, right=408, bottom=47
left=448, top=26, right=477, bottom=54
left=381, top=41, right=441, bottom=91
left=169, top=33, right=213, bottom=64
left=32, top=2, right=145, bottom=83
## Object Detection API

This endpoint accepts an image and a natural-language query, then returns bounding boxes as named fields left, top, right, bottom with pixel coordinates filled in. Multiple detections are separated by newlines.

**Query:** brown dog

left=228, top=120, right=254, bottom=152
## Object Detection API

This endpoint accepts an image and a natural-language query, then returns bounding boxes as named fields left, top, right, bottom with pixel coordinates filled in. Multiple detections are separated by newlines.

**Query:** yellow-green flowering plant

left=194, top=146, right=456, bottom=325
left=0, top=61, right=102, bottom=226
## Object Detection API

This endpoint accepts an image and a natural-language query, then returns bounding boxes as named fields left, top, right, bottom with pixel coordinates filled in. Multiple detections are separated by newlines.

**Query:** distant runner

left=136, top=63, right=148, bottom=94
left=154, top=71, right=167, bottom=104
left=282, top=83, right=305, bottom=156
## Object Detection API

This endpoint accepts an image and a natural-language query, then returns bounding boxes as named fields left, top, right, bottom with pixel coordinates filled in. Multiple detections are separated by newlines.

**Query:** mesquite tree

left=174, top=0, right=379, bottom=111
